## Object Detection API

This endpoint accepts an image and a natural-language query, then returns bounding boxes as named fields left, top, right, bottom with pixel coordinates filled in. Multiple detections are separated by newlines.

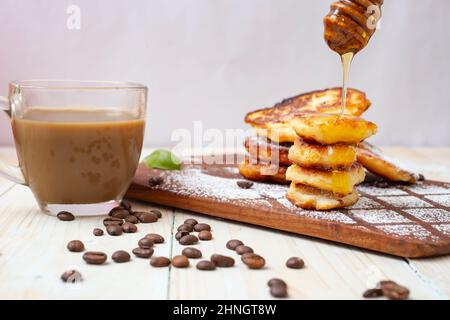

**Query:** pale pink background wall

left=1, top=0, right=449, bottom=147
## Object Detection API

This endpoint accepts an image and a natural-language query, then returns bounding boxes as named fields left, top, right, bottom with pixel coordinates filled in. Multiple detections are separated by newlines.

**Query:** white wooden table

left=0, top=147, right=449, bottom=300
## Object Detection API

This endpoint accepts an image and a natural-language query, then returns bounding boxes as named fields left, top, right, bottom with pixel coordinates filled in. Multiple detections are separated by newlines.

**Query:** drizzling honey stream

left=324, top=0, right=383, bottom=115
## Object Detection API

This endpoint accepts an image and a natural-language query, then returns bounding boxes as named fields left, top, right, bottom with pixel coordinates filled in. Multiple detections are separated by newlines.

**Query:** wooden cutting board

left=126, top=160, right=450, bottom=258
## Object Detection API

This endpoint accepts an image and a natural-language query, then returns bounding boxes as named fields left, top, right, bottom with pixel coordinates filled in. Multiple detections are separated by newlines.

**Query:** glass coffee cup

left=0, top=80, right=147, bottom=216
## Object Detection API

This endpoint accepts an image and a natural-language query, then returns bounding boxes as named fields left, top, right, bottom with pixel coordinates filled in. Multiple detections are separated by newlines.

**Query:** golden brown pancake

left=287, top=183, right=359, bottom=210
left=245, top=88, right=371, bottom=143
left=244, top=136, right=292, bottom=166
left=288, top=138, right=356, bottom=170
left=290, top=113, right=377, bottom=145
left=357, top=142, right=418, bottom=183
left=286, top=163, right=365, bottom=195
left=238, top=157, right=289, bottom=184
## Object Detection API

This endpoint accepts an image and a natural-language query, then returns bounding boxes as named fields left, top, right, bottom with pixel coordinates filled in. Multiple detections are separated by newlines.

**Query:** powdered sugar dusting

left=351, top=209, right=411, bottom=224
left=405, top=208, right=450, bottom=223
left=378, top=196, right=433, bottom=208
left=349, top=197, right=383, bottom=209
left=432, top=224, right=450, bottom=235
left=358, top=185, right=408, bottom=196
left=404, top=182, right=450, bottom=195
left=377, top=224, right=438, bottom=242
left=295, top=210, right=356, bottom=224
left=425, top=195, right=450, bottom=208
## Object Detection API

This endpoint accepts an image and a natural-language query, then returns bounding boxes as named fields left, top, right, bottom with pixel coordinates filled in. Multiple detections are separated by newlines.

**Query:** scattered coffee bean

left=268, top=278, right=287, bottom=288
left=148, top=176, right=164, bottom=187
left=286, top=257, right=305, bottom=269
left=150, top=209, right=162, bottom=218
left=267, top=278, right=288, bottom=298
left=374, top=180, right=389, bottom=188
left=237, top=180, right=254, bottom=189
left=226, top=239, right=244, bottom=250
left=122, top=222, right=138, bottom=233
left=138, top=237, right=154, bottom=249
left=67, top=240, right=85, bottom=252
left=135, top=211, right=158, bottom=223
left=103, top=217, right=123, bottom=227
left=112, top=250, right=131, bottom=263
left=196, top=260, right=216, bottom=271
left=57, top=211, right=75, bottom=221
left=194, top=223, right=211, bottom=232
left=241, top=252, right=256, bottom=261
left=61, top=270, right=82, bottom=283
left=175, top=231, right=190, bottom=240
left=132, top=247, right=154, bottom=258
left=172, top=255, right=189, bottom=268
left=83, top=251, right=107, bottom=265
left=93, top=228, right=104, bottom=236
left=380, top=281, right=410, bottom=300
left=418, top=173, right=426, bottom=181
left=109, top=206, right=129, bottom=218
left=270, top=285, right=288, bottom=298
left=198, top=230, right=212, bottom=241
left=106, top=224, right=123, bottom=236
left=235, top=245, right=253, bottom=255
left=363, top=288, right=384, bottom=298
left=211, top=254, right=235, bottom=267
left=242, top=253, right=265, bottom=269
left=150, top=256, right=171, bottom=267
left=145, top=233, right=165, bottom=244
left=179, top=234, right=199, bottom=245
left=120, top=199, right=132, bottom=211
left=177, top=224, right=194, bottom=232
left=124, top=215, right=139, bottom=224
left=184, top=218, right=198, bottom=226
left=182, top=247, right=202, bottom=259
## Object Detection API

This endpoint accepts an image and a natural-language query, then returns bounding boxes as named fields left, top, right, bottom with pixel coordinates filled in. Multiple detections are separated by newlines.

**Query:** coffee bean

left=194, top=223, right=211, bottom=232
left=135, top=211, right=158, bottom=223
left=226, top=239, right=244, bottom=250
left=177, top=224, right=194, bottom=232
left=268, top=278, right=287, bottom=288
left=67, top=240, right=85, bottom=252
left=380, top=281, right=410, bottom=300
left=83, top=251, right=107, bottom=265
left=138, top=237, right=154, bottom=249
left=211, top=254, right=235, bottom=267
left=172, top=255, right=189, bottom=268
left=184, top=218, right=198, bottom=226
left=268, top=278, right=288, bottom=298
left=106, top=224, right=123, bottom=236
left=179, top=235, right=199, bottom=245
left=175, top=231, right=190, bottom=240
left=235, top=245, right=253, bottom=255
left=57, top=211, right=75, bottom=221
left=241, top=252, right=255, bottom=260
left=418, top=174, right=426, bottom=181
left=182, top=247, right=202, bottom=259
left=286, top=257, right=305, bottom=269
left=150, top=209, right=162, bottom=218
left=196, top=260, right=216, bottom=271
left=61, top=270, right=82, bottom=283
left=242, top=253, right=265, bottom=269
left=103, top=217, right=123, bottom=227
left=148, top=176, right=164, bottom=187
left=93, top=228, right=104, bottom=236
left=270, top=285, right=288, bottom=298
left=363, top=288, right=383, bottom=298
left=198, top=230, right=212, bottom=241
left=237, top=180, right=254, bottom=189
left=120, top=199, right=132, bottom=211
left=145, top=233, right=164, bottom=244
left=122, top=222, right=138, bottom=233
left=124, top=215, right=139, bottom=224
left=132, top=247, right=154, bottom=258
left=112, top=250, right=131, bottom=263
left=109, top=207, right=129, bottom=219
left=150, top=256, right=171, bottom=267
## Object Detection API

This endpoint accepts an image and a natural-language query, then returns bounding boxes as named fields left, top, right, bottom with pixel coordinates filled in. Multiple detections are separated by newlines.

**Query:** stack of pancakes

left=285, top=113, right=377, bottom=210
left=240, top=88, right=418, bottom=209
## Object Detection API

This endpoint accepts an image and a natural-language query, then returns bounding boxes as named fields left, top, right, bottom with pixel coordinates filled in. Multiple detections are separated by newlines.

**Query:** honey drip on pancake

left=340, top=52, right=354, bottom=117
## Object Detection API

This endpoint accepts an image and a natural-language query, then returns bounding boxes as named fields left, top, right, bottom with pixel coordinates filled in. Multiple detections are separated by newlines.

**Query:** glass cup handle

left=0, top=96, right=26, bottom=185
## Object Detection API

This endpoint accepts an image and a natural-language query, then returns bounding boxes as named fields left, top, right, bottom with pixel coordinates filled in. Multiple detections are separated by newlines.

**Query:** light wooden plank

left=0, top=185, right=173, bottom=299
left=168, top=209, right=440, bottom=300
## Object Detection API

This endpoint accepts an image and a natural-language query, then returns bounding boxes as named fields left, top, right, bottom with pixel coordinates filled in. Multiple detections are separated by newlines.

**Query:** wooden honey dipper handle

left=324, top=0, right=384, bottom=56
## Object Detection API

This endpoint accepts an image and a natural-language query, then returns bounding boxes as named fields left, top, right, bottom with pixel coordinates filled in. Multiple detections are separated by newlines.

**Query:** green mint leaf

left=144, top=149, right=181, bottom=170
